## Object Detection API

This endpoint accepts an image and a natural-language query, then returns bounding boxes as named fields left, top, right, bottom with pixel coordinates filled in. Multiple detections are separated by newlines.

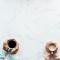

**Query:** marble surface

left=0, top=0, right=60, bottom=60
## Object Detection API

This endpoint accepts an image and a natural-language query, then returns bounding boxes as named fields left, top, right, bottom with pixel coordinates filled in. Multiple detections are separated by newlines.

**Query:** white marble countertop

left=0, top=0, right=60, bottom=60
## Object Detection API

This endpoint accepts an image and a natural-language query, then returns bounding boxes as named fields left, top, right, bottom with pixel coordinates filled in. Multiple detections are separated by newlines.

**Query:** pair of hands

left=0, top=50, right=18, bottom=60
